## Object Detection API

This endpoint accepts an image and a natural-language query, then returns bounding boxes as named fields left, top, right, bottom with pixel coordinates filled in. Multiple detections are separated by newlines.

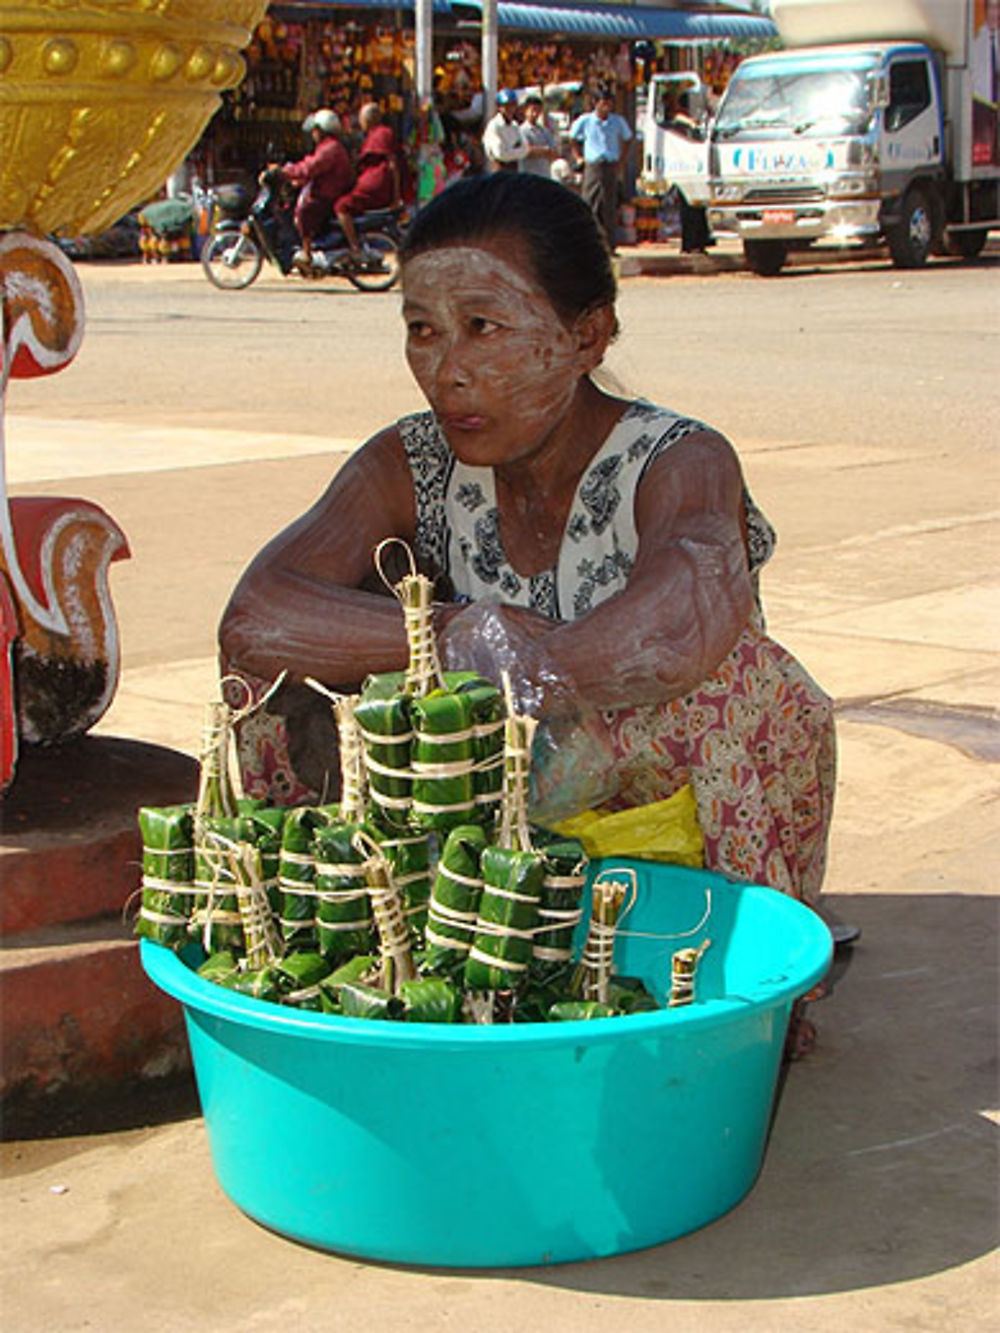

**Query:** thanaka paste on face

left=401, top=245, right=589, bottom=469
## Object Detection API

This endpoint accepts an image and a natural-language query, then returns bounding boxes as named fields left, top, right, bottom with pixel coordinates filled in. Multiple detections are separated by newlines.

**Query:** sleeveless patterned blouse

left=398, top=400, right=775, bottom=618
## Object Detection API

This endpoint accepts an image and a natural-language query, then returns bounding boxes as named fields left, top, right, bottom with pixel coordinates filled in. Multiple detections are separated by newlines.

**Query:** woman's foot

left=785, top=1010, right=817, bottom=1060
left=785, top=990, right=824, bottom=1060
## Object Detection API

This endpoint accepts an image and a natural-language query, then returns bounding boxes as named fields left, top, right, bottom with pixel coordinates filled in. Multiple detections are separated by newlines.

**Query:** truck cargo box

left=773, top=0, right=967, bottom=60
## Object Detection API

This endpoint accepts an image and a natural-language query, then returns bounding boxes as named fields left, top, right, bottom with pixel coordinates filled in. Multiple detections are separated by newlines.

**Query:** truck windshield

left=714, top=60, right=877, bottom=139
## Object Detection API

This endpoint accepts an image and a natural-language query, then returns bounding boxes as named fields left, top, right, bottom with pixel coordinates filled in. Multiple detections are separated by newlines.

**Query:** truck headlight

left=827, top=173, right=877, bottom=197
left=711, top=182, right=743, bottom=202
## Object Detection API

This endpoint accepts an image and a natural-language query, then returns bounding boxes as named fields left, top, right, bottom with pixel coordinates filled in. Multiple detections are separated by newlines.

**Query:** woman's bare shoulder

left=635, top=424, right=744, bottom=525
left=256, top=422, right=416, bottom=573
left=315, top=422, right=412, bottom=507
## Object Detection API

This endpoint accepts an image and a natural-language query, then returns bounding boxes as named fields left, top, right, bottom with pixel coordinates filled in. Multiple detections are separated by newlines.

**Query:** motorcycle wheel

left=201, top=231, right=264, bottom=289
left=347, top=231, right=401, bottom=292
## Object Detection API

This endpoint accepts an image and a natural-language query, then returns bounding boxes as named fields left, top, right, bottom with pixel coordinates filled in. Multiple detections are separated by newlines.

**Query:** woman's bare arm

left=479, top=430, right=755, bottom=711
left=223, top=423, right=754, bottom=711
left=218, top=426, right=418, bottom=686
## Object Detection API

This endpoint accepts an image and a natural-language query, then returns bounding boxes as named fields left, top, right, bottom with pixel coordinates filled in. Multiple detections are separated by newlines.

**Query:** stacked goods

left=135, top=545, right=668, bottom=1023
left=137, top=200, right=195, bottom=264
left=634, top=195, right=662, bottom=243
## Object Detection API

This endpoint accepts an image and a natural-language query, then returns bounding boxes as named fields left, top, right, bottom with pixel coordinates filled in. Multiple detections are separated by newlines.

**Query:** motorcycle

left=200, top=168, right=403, bottom=292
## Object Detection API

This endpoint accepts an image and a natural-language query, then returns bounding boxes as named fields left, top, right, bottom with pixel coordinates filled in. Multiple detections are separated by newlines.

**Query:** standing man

left=519, top=95, right=559, bottom=178
left=336, top=102, right=401, bottom=267
left=570, top=87, right=632, bottom=251
left=482, top=89, right=528, bottom=173
left=280, top=108, right=353, bottom=270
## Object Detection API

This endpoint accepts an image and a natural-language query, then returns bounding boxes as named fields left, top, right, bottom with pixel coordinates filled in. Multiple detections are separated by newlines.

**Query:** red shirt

left=282, top=137, right=353, bottom=203
left=357, top=124, right=396, bottom=171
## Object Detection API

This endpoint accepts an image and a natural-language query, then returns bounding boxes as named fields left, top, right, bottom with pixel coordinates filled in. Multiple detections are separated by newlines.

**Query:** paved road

left=3, top=254, right=998, bottom=1331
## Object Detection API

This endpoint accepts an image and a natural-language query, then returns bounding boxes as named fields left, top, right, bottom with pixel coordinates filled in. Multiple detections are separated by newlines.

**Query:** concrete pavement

left=1, top=255, right=998, bottom=1331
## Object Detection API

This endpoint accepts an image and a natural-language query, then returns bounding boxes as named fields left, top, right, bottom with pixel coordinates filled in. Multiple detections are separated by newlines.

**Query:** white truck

left=706, top=0, right=999, bottom=274
left=639, top=71, right=713, bottom=210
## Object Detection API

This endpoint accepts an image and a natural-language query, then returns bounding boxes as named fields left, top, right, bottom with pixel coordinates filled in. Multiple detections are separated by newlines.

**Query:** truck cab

left=640, top=72, right=712, bottom=208
left=705, top=0, right=998, bottom=274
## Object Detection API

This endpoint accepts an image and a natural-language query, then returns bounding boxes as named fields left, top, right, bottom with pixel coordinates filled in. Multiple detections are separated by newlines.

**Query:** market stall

left=187, top=2, right=776, bottom=190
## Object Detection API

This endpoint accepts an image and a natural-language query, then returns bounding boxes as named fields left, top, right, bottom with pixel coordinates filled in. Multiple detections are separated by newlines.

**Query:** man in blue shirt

left=569, top=88, right=632, bottom=251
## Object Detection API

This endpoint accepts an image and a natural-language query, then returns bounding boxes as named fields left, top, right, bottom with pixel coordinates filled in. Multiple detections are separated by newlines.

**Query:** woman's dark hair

left=400, top=173, right=617, bottom=326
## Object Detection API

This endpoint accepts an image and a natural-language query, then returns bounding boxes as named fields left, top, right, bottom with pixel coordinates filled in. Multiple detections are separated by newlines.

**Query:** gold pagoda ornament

left=0, top=1, right=268, bottom=791
left=0, top=1, right=270, bottom=237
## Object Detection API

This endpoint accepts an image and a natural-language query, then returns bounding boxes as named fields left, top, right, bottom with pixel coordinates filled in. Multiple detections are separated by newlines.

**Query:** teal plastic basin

left=141, top=858, right=831, bottom=1267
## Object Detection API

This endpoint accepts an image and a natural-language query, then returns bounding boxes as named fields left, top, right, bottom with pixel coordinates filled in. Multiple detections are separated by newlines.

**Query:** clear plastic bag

left=439, top=601, right=620, bottom=824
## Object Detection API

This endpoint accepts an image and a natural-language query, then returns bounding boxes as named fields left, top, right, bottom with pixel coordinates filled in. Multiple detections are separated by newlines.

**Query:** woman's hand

left=438, top=601, right=573, bottom=719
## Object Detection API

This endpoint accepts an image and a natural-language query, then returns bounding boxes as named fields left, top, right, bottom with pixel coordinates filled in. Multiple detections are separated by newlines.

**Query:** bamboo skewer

left=572, top=873, right=630, bottom=1005
left=354, top=830, right=418, bottom=995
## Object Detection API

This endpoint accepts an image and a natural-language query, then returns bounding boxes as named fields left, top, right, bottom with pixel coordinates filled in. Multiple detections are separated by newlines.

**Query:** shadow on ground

left=1, top=1071, right=200, bottom=1142
left=509, top=890, right=998, bottom=1299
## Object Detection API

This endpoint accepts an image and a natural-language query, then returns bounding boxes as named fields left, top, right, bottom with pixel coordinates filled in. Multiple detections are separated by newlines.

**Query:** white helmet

left=304, top=108, right=340, bottom=137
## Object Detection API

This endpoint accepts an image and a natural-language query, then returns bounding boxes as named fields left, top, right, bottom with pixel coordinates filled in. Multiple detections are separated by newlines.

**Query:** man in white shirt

left=482, top=89, right=528, bottom=173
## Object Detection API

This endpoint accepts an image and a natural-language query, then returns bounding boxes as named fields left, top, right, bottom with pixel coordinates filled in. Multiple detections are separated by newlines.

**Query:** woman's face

left=401, top=237, right=592, bottom=469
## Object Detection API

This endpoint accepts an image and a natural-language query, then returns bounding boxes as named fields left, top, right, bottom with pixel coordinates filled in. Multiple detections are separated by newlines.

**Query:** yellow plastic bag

left=546, top=784, right=704, bottom=867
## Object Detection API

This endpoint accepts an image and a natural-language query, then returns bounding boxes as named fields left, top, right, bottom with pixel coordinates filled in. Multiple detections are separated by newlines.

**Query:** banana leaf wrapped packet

left=312, top=821, right=375, bottom=962
left=531, top=833, right=588, bottom=981
left=197, top=949, right=241, bottom=987
left=226, top=966, right=284, bottom=1003
left=339, top=979, right=404, bottom=1020
left=277, top=805, right=338, bottom=951
left=317, top=954, right=379, bottom=1012
left=548, top=1000, right=616, bottom=1021
left=424, top=824, right=488, bottom=977
left=410, top=687, right=478, bottom=833
left=450, top=672, right=505, bottom=817
left=277, top=951, right=332, bottom=1010
left=135, top=804, right=196, bottom=949
left=237, top=799, right=286, bottom=914
left=355, top=675, right=413, bottom=831
left=194, top=815, right=248, bottom=955
left=669, top=940, right=711, bottom=1008
left=398, top=977, right=462, bottom=1023
left=377, top=828, right=433, bottom=938
left=464, top=845, right=544, bottom=992
left=571, top=873, right=631, bottom=1005
left=356, top=831, right=419, bottom=995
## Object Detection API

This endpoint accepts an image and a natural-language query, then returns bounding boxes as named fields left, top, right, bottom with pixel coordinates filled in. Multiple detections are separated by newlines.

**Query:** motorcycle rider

left=278, top=108, right=353, bottom=271
left=335, top=103, right=401, bottom=267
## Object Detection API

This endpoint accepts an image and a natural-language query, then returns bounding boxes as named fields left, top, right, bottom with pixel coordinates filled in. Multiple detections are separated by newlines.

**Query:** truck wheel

left=743, top=240, right=788, bottom=276
left=887, top=188, right=933, bottom=268
left=945, top=228, right=988, bottom=260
